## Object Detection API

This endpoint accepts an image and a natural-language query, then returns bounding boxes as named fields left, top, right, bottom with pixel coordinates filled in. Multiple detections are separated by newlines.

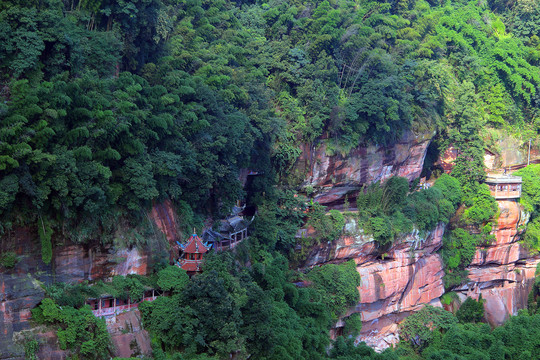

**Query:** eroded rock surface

left=150, top=199, right=181, bottom=245
left=455, top=200, right=540, bottom=326
left=306, top=199, right=538, bottom=352
left=297, top=131, right=433, bottom=205
left=107, top=309, right=152, bottom=358
left=304, top=220, right=446, bottom=351
left=0, top=235, right=151, bottom=359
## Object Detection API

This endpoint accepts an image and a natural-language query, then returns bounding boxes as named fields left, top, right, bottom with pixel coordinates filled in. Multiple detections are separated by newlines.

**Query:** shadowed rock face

left=0, top=232, right=150, bottom=359
left=296, top=131, right=433, bottom=206
left=150, top=199, right=181, bottom=246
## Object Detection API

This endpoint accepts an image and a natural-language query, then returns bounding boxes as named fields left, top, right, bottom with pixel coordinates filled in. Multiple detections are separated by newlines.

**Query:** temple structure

left=176, top=233, right=212, bottom=275
left=87, top=290, right=160, bottom=317
left=485, top=174, right=522, bottom=200
left=202, top=215, right=250, bottom=251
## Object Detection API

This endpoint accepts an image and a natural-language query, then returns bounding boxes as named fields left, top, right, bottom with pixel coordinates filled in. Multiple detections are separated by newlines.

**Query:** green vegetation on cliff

left=2, top=0, right=540, bottom=358
left=1, top=0, right=538, bottom=241
left=32, top=298, right=110, bottom=359
left=515, top=164, right=540, bottom=253
left=140, top=256, right=360, bottom=359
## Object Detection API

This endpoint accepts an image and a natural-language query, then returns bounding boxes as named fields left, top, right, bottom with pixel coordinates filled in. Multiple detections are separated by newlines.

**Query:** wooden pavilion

left=485, top=174, right=522, bottom=200
left=176, top=232, right=212, bottom=276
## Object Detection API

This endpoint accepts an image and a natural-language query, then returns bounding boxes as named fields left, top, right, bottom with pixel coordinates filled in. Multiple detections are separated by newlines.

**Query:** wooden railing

left=89, top=291, right=162, bottom=317
left=490, top=189, right=521, bottom=200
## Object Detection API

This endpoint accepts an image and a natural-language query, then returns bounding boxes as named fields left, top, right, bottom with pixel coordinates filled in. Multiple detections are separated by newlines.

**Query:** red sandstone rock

left=107, top=309, right=152, bottom=358
left=468, top=201, right=528, bottom=267
left=0, top=226, right=151, bottom=359
left=35, top=330, right=67, bottom=360
left=111, top=248, right=148, bottom=277
left=295, top=131, right=433, bottom=205
left=305, top=220, right=446, bottom=351
left=307, top=199, right=538, bottom=351
left=150, top=199, right=181, bottom=245
left=436, top=146, right=458, bottom=174
left=455, top=199, right=540, bottom=327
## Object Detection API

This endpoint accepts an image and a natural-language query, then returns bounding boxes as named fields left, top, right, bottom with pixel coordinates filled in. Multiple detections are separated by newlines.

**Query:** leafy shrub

left=437, top=199, right=455, bottom=223
left=157, top=265, right=189, bottom=294
left=456, top=296, right=485, bottom=323
left=462, top=184, right=498, bottom=225
left=524, top=218, right=540, bottom=254
left=23, top=338, right=39, bottom=360
left=0, top=251, right=18, bottom=268
left=432, top=174, right=463, bottom=208
left=357, top=182, right=384, bottom=218
left=381, top=176, right=409, bottom=213
left=400, top=305, right=457, bottom=349
left=308, top=203, right=345, bottom=243
left=441, top=292, right=460, bottom=306
left=404, top=188, right=441, bottom=231
left=440, top=228, right=484, bottom=289
left=343, top=313, right=362, bottom=337
left=357, top=175, right=462, bottom=246
left=307, top=260, right=360, bottom=320
left=329, top=210, right=345, bottom=236
left=443, top=269, right=471, bottom=290
left=32, top=299, right=110, bottom=358
left=368, top=216, right=395, bottom=245
left=514, top=165, right=540, bottom=214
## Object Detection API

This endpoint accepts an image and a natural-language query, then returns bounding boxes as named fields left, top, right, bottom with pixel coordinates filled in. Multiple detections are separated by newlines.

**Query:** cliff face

left=297, top=131, right=433, bottom=205
left=0, top=200, right=177, bottom=360
left=303, top=200, right=537, bottom=351
left=455, top=200, right=539, bottom=326
left=106, top=309, right=152, bottom=358
left=304, top=220, right=446, bottom=351
left=298, top=134, right=538, bottom=351
left=0, top=232, right=150, bottom=359
left=1, top=134, right=537, bottom=358
left=303, top=202, right=538, bottom=350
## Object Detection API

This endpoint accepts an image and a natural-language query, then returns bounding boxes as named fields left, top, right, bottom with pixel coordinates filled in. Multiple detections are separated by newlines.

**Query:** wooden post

left=528, top=139, right=532, bottom=166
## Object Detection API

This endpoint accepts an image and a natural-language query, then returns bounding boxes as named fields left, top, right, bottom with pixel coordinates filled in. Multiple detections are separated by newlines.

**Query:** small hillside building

left=202, top=215, right=251, bottom=251
left=485, top=174, right=522, bottom=200
left=176, top=233, right=212, bottom=275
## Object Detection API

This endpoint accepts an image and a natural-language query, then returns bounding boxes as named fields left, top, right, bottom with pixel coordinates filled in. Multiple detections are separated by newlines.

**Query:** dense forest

left=1, top=0, right=540, bottom=359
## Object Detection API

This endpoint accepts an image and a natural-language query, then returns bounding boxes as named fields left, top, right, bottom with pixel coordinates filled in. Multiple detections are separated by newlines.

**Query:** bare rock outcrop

left=454, top=200, right=540, bottom=326
left=150, top=199, right=181, bottom=245
left=304, top=220, right=446, bottom=351
left=297, top=131, right=433, bottom=206
left=107, top=309, right=152, bottom=358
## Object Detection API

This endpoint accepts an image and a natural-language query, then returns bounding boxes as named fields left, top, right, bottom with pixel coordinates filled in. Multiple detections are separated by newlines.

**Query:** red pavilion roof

left=183, top=233, right=211, bottom=254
